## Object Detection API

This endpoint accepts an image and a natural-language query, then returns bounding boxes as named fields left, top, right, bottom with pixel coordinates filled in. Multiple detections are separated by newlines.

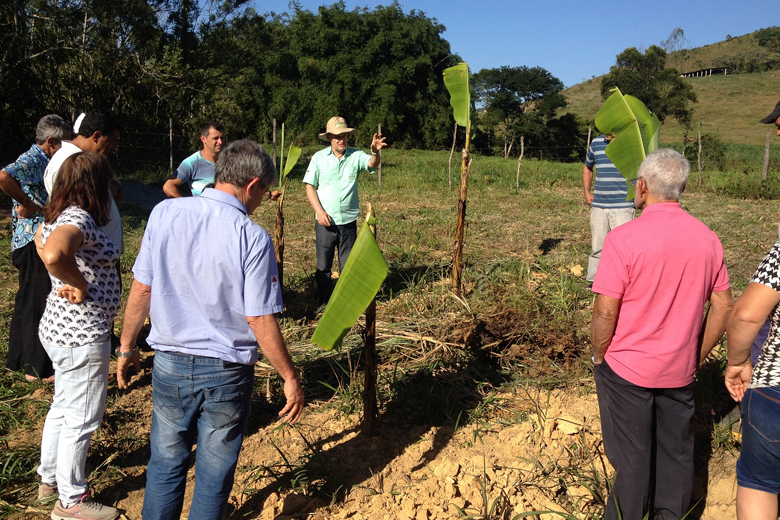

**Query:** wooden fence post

left=362, top=202, right=378, bottom=436
left=586, top=126, right=592, bottom=153
left=697, top=122, right=702, bottom=187
left=272, top=118, right=277, bottom=166
left=516, top=136, right=524, bottom=190
left=169, top=117, right=173, bottom=175
left=763, top=131, right=771, bottom=184
left=377, top=123, right=382, bottom=190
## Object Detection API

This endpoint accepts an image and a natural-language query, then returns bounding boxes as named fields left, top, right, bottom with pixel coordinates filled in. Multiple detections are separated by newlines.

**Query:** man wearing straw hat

left=303, top=116, right=386, bottom=305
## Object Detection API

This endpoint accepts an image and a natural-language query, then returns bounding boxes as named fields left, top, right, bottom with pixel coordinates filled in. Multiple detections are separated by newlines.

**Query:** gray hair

left=214, top=139, right=277, bottom=189
left=637, top=148, right=690, bottom=201
left=35, top=114, right=71, bottom=145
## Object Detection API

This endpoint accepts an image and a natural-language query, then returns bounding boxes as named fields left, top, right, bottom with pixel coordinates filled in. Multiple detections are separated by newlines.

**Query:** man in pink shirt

left=591, top=149, right=732, bottom=520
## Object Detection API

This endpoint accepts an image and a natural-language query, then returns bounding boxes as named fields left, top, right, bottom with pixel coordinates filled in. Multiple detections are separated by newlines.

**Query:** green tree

left=473, top=65, right=566, bottom=157
left=600, top=45, right=697, bottom=127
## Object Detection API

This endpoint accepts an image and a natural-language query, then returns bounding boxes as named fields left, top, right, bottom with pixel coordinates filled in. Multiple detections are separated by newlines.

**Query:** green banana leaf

left=284, top=144, right=301, bottom=178
left=443, top=62, right=471, bottom=128
left=594, top=88, right=660, bottom=200
left=312, top=216, right=388, bottom=351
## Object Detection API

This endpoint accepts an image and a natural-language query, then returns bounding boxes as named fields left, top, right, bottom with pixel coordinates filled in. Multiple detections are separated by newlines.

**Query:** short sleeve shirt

left=173, top=151, right=216, bottom=196
left=132, top=189, right=283, bottom=364
left=302, top=146, right=374, bottom=225
left=44, top=142, right=124, bottom=253
left=593, top=203, right=730, bottom=388
left=3, top=144, right=49, bottom=250
left=39, top=207, right=121, bottom=347
left=747, top=243, right=780, bottom=388
left=585, top=136, right=633, bottom=209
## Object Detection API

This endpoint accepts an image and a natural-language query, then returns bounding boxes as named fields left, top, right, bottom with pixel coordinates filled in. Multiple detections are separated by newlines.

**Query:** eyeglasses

left=630, top=177, right=644, bottom=187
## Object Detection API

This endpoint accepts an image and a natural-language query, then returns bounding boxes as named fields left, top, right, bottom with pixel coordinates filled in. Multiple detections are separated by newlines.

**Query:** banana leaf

left=443, top=62, right=471, bottom=128
left=594, top=88, right=660, bottom=200
left=284, top=144, right=301, bottom=178
left=312, top=216, right=388, bottom=351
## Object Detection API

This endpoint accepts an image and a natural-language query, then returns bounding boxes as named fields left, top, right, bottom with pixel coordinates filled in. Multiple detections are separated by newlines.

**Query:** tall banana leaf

left=312, top=215, right=388, bottom=351
left=443, top=62, right=471, bottom=128
left=595, top=87, right=660, bottom=200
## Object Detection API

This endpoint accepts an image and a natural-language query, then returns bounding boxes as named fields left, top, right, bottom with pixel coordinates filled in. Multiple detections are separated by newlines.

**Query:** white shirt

left=44, top=141, right=125, bottom=254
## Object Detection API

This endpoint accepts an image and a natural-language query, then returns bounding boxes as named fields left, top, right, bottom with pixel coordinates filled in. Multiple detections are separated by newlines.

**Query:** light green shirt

left=302, top=146, right=374, bottom=225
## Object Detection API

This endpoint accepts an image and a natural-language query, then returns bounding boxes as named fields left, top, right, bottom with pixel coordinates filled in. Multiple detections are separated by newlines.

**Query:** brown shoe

left=50, top=493, right=118, bottom=520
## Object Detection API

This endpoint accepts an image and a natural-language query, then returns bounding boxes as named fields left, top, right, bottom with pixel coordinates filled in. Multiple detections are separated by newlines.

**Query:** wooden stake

left=516, top=136, right=525, bottom=190
left=763, top=130, right=771, bottom=185
left=452, top=120, right=472, bottom=297
left=697, top=122, right=702, bottom=187
left=586, top=126, right=592, bottom=153
left=274, top=178, right=288, bottom=287
left=377, top=123, right=382, bottom=190
left=272, top=118, right=277, bottom=165
left=169, top=118, right=173, bottom=175
left=362, top=203, right=378, bottom=436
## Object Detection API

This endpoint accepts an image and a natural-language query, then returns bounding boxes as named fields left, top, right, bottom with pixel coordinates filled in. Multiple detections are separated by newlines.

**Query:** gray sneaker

left=37, top=481, right=58, bottom=502
left=50, top=494, right=118, bottom=520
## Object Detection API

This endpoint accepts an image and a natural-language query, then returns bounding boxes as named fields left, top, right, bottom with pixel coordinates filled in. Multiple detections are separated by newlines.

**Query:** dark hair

left=77, top=108, right=122, bottom=138
left=199, top=121, right=224, bottom=137
left=214, top=140, right=277, bottom=189
left=45, top=152, right=113, bottom=226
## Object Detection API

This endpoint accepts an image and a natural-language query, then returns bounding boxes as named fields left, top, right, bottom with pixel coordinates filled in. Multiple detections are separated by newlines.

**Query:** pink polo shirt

left=592, top=202, right=730, bottom=388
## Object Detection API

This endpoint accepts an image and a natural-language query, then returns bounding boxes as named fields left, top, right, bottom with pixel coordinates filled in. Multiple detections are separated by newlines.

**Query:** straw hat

left=318, top=116, right=354, bottom=141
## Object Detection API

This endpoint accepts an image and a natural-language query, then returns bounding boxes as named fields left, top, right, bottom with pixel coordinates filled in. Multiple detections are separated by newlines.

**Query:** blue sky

left=253, top=0, right=780, bottom=87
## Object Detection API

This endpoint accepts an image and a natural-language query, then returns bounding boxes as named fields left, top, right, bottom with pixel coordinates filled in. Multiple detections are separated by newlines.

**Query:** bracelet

left=115, top=347, right=138, bottom=358
left=371, top=151, right=377, bottom=156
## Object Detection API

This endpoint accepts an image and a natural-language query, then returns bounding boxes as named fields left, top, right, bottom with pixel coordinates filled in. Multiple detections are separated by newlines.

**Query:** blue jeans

left=315, top=220, right=357, bottom=304
left=737, top=387, right=780, bottom=494
left=38, top=334, right=111, bottom=504
left=142, top=351, right=254, bottom=520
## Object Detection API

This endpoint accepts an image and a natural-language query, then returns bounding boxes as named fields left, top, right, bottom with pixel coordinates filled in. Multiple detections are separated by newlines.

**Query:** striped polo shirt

left=585, top=135, right=633, bottom=209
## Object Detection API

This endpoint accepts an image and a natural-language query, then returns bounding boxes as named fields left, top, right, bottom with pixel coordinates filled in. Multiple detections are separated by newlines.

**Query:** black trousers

left=595, top=361, right=694, bottom=520
left=314, top=220, right=357, bottom=304
left=6, top=241, right=53, bottom=378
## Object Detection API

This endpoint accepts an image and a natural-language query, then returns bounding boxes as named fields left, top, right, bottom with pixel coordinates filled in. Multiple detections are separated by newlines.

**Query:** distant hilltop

left=563, top=29, right=780, bottom=145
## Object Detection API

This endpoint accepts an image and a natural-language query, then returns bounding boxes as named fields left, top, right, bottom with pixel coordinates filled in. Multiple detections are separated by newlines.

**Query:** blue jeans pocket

left=747, top=388, right=780, bottom=443
left=203, top=380, right=251, bottom=430
left=152, top=374, right=186, bottom=422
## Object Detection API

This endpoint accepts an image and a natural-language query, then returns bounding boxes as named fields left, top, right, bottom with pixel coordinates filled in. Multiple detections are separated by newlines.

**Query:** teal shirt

left=302, top=146, right=374, bottom=225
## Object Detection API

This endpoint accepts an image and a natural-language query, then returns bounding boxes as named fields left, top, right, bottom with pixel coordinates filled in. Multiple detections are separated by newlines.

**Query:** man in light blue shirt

left=163, top=121, right=224, bottom=197
left=116, top=140, right=303, bottom=520
left=303, top=116, right=386, bottom=304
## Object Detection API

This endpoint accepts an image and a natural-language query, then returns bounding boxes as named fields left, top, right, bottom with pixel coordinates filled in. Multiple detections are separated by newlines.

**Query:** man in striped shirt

left=583, top=134, right=635, bottom=282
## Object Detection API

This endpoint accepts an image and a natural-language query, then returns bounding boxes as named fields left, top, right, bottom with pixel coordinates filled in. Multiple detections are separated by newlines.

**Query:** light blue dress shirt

left=132, top=188, right=283, bottom=364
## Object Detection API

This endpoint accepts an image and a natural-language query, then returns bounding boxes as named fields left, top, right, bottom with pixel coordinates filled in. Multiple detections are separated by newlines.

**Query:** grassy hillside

left=563, top=31, right=780, bottom=146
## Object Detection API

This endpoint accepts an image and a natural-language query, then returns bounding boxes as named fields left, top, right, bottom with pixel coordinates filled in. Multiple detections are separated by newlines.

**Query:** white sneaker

left=50, top=492, right=118, bottom=520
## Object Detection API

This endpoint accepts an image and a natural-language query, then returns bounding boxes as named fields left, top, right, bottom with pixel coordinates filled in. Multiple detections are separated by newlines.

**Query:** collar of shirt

left=199, top=187, right=248, bottom=215
left=640, top=201, right=682, bottom=215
